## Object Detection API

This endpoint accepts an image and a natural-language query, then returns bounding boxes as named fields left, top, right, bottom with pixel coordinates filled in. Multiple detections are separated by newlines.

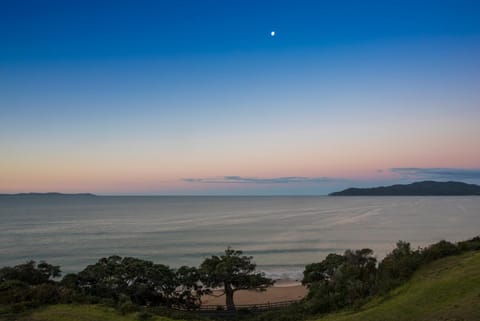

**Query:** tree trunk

left=224, top=282, right=236, bottom=311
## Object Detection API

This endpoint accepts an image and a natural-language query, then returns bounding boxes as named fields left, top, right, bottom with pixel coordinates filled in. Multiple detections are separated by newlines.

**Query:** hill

left=4, top=251, right=479, bottom=321
left=317, top=251, right=480, bottom=321
left=330, top=180, right=480, bottom=196
left=3, top=305, right=177, bottom=321
left=0, top=193, right=96, bottom=197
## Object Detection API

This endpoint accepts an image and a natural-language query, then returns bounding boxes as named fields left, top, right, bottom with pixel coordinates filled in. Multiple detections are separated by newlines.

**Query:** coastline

left=201, top=279, right=307, bottom=306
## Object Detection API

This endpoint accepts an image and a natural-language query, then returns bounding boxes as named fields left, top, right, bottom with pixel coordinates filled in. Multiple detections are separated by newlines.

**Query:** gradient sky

left=1, top=0, right=480, bottom=195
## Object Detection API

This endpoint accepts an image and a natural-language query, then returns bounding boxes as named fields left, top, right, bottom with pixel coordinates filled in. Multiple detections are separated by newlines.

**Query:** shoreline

left=200, top=279, right=307, bottom=306
left=272, top=278, right=303, bottom=287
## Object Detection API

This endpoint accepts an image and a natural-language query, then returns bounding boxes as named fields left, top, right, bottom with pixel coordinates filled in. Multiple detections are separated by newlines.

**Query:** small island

left=0, top=192, right=96, bottom=197
left=330, top=181, right=480, bottom=196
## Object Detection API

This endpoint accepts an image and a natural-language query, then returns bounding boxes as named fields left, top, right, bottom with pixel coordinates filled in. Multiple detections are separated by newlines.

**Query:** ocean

left=1, top=196, right=479, bottom=279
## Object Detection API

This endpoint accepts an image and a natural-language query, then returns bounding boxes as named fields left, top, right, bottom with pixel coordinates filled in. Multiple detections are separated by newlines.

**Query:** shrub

left=377, top=241, right=421, bottom=292
left=302, top=248, right=377, bottom=314
left=458, top=236, right=480, bottom=252
left=119, top=301, right=139, bottom=315
left=0, top=261, right=60, bottom=285
left=421, top=240, right=459, bottom=263
left=30, top=283, right=61, bottom=305
left=137, top=311, right=153, bottom=320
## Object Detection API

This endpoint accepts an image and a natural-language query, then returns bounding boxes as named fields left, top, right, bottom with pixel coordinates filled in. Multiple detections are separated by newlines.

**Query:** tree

left=377, top=241, right=421, bottom=292
left=421, top=240, right=459, bottom=263
left=175, top=265, right=209, bottom=308
left=303, top=253, right=346, bottom=284
left=0, top=260, right=61, bottom=285
left=302, top=249, right=377, bottom=313
left=0, top=261, right=62, bottom=307
left=199, top=247, right=273, bottom=311
left=74, top=256, right=180, bottom=306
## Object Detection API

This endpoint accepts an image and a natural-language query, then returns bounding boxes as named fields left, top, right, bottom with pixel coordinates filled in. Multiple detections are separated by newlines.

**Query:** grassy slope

left=3, top=251, right=479, bottom=321
left=318, top=251, right=480, bottom=321
left=9, top=305, right=181, bottom=321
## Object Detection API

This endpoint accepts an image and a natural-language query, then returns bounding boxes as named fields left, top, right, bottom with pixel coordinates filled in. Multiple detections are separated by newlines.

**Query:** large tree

left=73, top=256, right=182, bottom=306
left=302, top=249, right=377, bottom=313
left=199, top=247, right=273, bottom=311
left=0, top=261, right=62, bottom=306
left=0, top=260, right=61, bottom=285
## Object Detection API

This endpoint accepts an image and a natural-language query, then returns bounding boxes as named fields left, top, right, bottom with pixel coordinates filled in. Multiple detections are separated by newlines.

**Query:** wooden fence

left=171, top=299, right=301, bottom=315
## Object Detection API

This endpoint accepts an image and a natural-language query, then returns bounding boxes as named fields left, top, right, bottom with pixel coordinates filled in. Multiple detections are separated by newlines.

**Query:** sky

left=1, top=0, right=480, bottom=195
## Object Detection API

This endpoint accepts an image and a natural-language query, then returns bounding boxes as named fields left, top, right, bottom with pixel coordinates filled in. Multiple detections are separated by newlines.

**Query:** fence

left=172, top=299, right=301, bottom=315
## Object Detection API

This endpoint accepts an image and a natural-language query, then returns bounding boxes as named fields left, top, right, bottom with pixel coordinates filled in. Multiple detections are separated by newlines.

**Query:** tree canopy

left=0, top=260, right=60, bottom=285
left=2, top=236, right=479, bottom=317
left=199, top=247, right=273, bottom=311
left=303, top=248, right=377, bottom=313
left=70, top=255, right=204, bottom=308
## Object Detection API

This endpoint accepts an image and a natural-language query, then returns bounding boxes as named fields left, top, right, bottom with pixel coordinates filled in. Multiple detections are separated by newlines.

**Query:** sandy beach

left=201, top=280, right=308, bottom=306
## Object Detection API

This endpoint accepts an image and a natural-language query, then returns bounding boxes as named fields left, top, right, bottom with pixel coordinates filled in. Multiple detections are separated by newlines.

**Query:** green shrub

left=458, top=236, right=480, bottom=251
left=119, top=301, right=139, bottom=315
left=421, top=240, right=459, bottom=263
left=137, top=310, right=153, bottom=320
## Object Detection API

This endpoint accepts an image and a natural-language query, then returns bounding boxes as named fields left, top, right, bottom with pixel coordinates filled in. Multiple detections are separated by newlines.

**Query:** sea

left=1, top=196, right=479, bottom=280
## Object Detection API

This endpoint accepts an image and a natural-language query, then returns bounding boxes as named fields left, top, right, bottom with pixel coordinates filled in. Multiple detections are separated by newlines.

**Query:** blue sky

left=2, top=1, right=480, bottom=60
left=1, top=1, right=480, bottom=194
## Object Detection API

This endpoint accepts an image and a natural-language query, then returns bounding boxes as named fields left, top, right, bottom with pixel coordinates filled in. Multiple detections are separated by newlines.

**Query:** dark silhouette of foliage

left=199, top=247, right=273, bottom=311
left=0, top=260, right=60, bottom=285
left=421, top=240, right=459, bottom=263
left=377, top=241, right=422, bottom=292
left=0, top=280, right=30, bottom=305
left=0, top=236, right=479, bottom=318
left=303, top=248, right=377, bottom=313
left=0, top=261, right=62, bottom=309
left=175, top=265, right=210, bottom=308
left=62, top=256, right=207, bottom=309
left=72, top=255, right=196, bottom=308
left=330, top=180, right=480, bottom=196
left=301, top=236, right=480, bottom=316
left=457, top=236, right=480, bottom=251
left=303, top=253, right=346, bottom=284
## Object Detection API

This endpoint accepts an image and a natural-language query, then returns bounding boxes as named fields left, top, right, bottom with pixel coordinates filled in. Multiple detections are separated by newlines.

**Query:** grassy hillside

left=2, top=305, right=181, bottom=321
left=318, top=251, right=480, bottom=321
left=2, top=251, right=479, bottom=321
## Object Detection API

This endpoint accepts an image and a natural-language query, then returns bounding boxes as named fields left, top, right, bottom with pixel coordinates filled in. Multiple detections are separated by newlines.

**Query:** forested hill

left=330, top=181, right=480, bottom=196
left=0, top=192, right=96, bottom=197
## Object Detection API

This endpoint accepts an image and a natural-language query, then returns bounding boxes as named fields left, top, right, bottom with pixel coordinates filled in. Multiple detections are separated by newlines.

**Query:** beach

left=201, top=280, right=308, bottom=306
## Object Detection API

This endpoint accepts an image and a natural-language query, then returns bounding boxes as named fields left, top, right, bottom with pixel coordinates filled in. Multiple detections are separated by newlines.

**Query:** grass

left=2, top=251, right=479, bottom=321
left=3, top=304, right=181, bottom=321
left=317, top=251, right=480, bottom=321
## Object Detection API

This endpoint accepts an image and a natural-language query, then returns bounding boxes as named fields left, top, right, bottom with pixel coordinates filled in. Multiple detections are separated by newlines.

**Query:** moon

left=270, top=31, right=275, bottom=37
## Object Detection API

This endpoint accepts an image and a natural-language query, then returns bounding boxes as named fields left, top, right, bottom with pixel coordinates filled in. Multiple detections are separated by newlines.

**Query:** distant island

left=0, top=192, right=96, bottom=197
left=330, top=181, right=480, bottom=196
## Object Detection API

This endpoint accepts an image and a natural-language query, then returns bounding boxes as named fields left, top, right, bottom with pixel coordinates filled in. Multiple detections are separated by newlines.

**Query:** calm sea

left=1, top=196, right=479, bottom=279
